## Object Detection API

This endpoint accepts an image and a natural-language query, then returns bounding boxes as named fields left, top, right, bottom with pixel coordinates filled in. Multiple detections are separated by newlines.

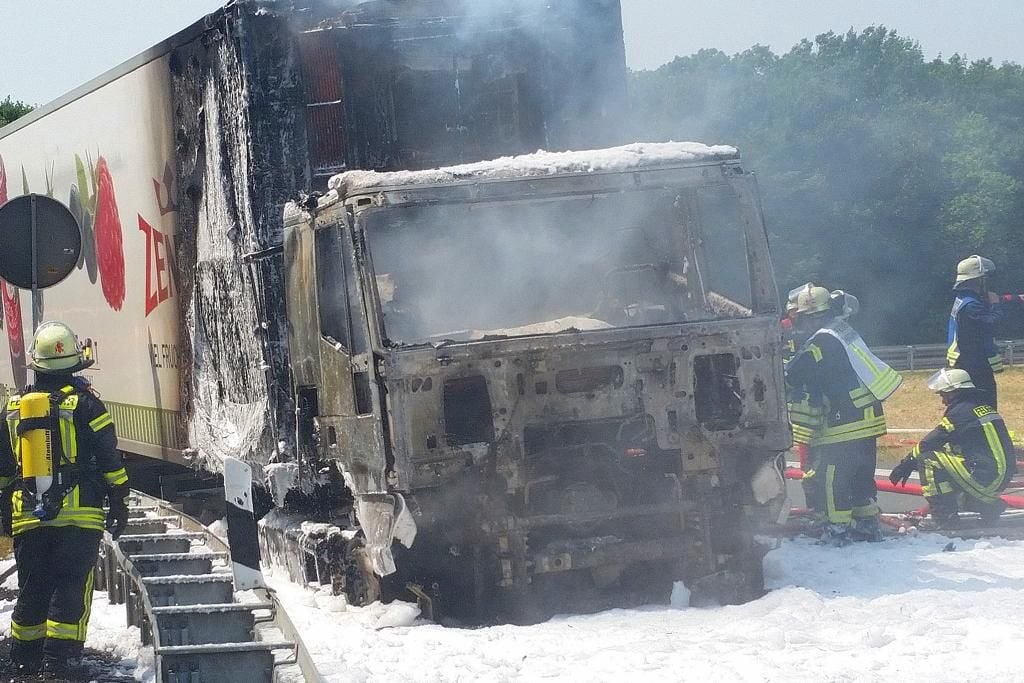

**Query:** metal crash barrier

left=96, top=491, right=322, bottom=682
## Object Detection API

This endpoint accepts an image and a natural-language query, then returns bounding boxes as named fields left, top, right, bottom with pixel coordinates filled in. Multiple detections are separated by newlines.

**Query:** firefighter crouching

left=0, top=322, right=130, bottom=675
left=890, top=368, right=1016, bottom=529
left=786, top=285, right=902, bottom=545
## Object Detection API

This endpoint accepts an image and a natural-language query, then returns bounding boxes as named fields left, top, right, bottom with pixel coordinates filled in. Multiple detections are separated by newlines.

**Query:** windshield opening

left=362, top=184, right=754, bottom=345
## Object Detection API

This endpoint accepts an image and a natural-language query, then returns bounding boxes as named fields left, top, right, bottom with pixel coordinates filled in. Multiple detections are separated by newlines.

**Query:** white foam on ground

left=5, top=530, right=1024, bottom=682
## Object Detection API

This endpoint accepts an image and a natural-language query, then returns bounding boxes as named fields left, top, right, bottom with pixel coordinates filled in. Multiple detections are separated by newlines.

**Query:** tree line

left=0, top=97, right=32, bottom=129
left=629, top=27, right=1024, bottom=344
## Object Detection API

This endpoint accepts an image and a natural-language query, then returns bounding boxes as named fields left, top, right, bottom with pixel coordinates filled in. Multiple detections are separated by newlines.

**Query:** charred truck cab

left=278, top=142, right=790, bottom=621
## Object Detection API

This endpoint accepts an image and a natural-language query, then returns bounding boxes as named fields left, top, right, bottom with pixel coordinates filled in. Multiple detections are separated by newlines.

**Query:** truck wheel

left=339, top=536, right=381, bottom=606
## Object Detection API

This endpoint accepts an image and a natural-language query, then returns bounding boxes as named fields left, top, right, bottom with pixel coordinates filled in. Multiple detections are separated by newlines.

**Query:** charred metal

left=273, top=152, right=791, bottom=622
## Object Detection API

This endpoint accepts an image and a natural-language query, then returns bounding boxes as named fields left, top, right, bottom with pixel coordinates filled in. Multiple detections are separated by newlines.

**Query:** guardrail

left=97, top=491, right=320, bottom=682
left=873, top=339, right=1024, bottom=371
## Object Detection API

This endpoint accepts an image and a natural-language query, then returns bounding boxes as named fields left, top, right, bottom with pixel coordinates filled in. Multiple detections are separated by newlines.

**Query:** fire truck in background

left=0, top=0, right=789, bottom=621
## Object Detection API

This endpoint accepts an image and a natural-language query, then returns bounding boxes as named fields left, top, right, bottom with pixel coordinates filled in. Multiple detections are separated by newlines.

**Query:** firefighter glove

left=889, top=455, right=917, bottom=487
left=106, top=493, right=129, bottom=540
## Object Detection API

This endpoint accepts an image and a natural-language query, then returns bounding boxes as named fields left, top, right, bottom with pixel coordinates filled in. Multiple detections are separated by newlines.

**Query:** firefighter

left=889, top=368, right=1015, bottom=528
left=786, top=286, right=902, bottom=545
left=783, top=283, right=823, bottom=512
left=0, top=321, right=129, bottom=675
left=947, top=255, right=1004, bottom=408
left=791, top=288, right=863, bottom=513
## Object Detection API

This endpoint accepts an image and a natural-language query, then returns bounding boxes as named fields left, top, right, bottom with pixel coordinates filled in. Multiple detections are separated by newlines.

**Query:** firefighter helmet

left=29, top=321, right=93, bottom=374
left=794, top=285, right=831, bottom=315
left=954, top=255, right=995, bottom=285
left=926, top=368, right=976, bottom=393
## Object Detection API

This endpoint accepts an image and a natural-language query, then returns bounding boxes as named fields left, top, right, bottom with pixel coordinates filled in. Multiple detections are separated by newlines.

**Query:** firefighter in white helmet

left=947, top=255, right=1004, bottom=407
left=890, top=368, right=1015, bottom=528
left=786, top=285, right=902, bottom=545
left=0, top=322, right=129, bottom=675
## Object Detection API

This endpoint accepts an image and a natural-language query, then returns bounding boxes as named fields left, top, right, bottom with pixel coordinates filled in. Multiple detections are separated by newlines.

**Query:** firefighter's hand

left=106, top=496, right=129, bottom=540
left=889, top=456, right=917, bottom=487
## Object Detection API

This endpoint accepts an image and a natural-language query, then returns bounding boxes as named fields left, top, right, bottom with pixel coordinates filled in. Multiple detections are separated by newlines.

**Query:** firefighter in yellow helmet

left=786, top=286, right=862, bottom=518
left=889, top=368, right=1015, bottom=528
left=786, top=286, right=901, bottom=546
left=947, top=255, right=1004, bottom=408
left=0, top=322, right=129, bottom=675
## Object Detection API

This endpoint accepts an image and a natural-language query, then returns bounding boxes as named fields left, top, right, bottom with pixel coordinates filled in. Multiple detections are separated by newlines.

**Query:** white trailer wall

left=0, top=54, right=184, bottom=462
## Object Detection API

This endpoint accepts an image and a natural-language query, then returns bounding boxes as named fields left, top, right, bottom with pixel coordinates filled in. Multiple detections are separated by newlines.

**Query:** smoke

left=337, top=0, right=631, bottom=156
left=627, top=32, right=986, bottom=344
left=363, top=178, right=753, bottom=346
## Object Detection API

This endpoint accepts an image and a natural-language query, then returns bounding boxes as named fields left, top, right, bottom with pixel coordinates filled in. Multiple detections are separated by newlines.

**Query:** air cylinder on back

left=19, top=393, right=54, bottom=505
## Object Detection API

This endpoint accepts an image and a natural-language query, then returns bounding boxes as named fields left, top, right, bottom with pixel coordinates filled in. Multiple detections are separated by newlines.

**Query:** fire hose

left=784, top=467, right=1024, bottom=509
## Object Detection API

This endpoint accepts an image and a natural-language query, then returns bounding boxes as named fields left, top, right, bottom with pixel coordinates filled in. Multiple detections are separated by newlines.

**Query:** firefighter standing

left=0, top=322, right=129, bottom=674
left=890, top=368, right=1015, bottom=528
left=947, top=255, right=1004, bottom=408
left=791, top=289, right=863, bottom=517
left=786, top=286, right=902, bottom=545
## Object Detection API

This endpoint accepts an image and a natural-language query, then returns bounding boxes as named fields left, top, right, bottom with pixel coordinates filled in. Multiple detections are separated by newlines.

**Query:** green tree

left=0, top=96, right=33, bottom=128
left=629, top=27, right=1024, bottom=344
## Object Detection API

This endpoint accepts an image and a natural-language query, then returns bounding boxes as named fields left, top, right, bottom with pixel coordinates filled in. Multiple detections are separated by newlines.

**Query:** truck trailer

left=0, top=0, right=789, bottom=622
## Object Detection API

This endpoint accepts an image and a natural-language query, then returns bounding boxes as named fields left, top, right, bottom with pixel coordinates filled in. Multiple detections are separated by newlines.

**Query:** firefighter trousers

left=919, top=449, right=1009, bottom=519
left=816, top=438, right=879, bottom=525
left=801, top=446, right=826, bottom=515
left=10, top=526, right=102, bottom=663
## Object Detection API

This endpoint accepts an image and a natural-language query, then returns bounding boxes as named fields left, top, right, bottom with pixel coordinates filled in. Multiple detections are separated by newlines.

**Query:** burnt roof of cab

left=329, top=142, right=741, bottom=196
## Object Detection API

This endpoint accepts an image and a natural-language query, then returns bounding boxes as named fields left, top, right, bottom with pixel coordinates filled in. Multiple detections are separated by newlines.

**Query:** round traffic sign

left=0, top=194, right=82, bottom=289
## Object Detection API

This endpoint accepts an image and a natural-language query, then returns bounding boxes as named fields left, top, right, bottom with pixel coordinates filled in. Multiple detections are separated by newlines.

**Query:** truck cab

left=281, top=142, right=790, bottom=621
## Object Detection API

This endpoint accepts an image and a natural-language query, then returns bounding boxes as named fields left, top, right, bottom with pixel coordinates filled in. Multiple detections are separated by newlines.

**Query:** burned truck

left=274, top=142, right=790, bottom=621
left=0, top=0, right=788, bottom=621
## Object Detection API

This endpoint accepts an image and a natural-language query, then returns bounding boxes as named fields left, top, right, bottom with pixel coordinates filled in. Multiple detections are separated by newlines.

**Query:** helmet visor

left=787, top=282, right=814, bottom=304
left=926, top=368, right=975, bottom=392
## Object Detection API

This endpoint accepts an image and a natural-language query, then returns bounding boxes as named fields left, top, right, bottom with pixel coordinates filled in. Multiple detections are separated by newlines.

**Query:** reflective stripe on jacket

left=817, top=320, right=902, bottom=404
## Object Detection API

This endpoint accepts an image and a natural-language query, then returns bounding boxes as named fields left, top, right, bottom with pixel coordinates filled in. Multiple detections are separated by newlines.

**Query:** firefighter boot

left=977, top=500, right=1006, bottom=527
left=926, top=494, right=961, bottom=530
left=851, top=515, right=884, bottom=543
left=6, top=638, right=43, bottom=674
left=42, top=638, right=85, bottom=675
left=819, top=523, right=852, bottom=547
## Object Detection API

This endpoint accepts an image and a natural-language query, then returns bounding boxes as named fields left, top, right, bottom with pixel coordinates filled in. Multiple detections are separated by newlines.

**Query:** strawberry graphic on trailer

left=0, top=154, right=28, bottom=389
left=93, top=156, right=126, bottom=311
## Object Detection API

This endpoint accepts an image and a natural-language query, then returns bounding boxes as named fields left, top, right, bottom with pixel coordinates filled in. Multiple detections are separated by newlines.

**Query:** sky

left=1, top=1, right=1023, bottom=107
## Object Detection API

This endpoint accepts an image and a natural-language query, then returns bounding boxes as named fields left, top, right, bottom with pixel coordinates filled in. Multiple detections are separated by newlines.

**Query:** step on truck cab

left=279, top=142, right=791, bottom=621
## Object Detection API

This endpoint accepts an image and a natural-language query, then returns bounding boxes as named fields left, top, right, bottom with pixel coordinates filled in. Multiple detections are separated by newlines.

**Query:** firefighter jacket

left=947, top=289, right=1004, bottom=386
left=817, top=320, right=902, bottom=402
left=0, top=376, right=127, bottom=536
left=786, top=330, right=887, bottom=446
left=912, top=392, right=1016, bottom=496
